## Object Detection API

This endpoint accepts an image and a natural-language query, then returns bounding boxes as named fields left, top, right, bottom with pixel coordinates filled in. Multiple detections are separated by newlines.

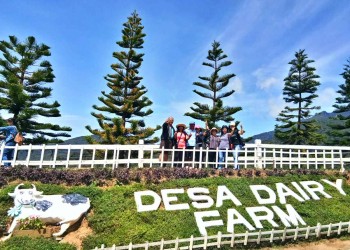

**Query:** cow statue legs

left=53, top=222, right=71, bottom=237
left=52, top=215, right=84, bottom=237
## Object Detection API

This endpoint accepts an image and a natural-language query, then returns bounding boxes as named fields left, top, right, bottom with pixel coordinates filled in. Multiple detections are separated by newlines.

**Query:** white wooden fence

left=1, top=140, right=350, bottom=170
left=93, top=221, right=350, bottom=250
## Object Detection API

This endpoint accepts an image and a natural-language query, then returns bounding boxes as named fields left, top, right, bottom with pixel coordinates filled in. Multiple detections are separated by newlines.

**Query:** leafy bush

left=0, top=236, right=75, bottom=250
left=18, top=216, right=45, bottom=230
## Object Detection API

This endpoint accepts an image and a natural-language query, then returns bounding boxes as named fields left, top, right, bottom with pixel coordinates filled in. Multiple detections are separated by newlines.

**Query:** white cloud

left=314, top=87, right=337, bottom=112
left=268, top=95, right=285, bottom=117
left=253, top=67, right=284, bottom=90
left=260, top=77, right=279, bottom=90
left=230, top=76, right=243, bottom=94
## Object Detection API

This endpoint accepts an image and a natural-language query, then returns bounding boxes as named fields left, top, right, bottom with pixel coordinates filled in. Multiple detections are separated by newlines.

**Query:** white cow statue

left=2, top=183, right=90, bottom=240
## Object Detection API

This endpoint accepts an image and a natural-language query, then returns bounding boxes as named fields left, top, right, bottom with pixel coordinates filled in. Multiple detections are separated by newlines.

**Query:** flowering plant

left=18, top=216, right=45, bottom=230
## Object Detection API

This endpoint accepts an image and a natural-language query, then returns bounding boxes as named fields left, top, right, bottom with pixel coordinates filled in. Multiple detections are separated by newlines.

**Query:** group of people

left=160, top=117, right=245, bottom=169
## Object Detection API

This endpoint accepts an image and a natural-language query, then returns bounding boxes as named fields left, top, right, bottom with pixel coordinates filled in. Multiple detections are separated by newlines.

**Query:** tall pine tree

left=0, top=36, right=71, bottom=144
left=327, top=59, right=350, bottom=145
left=185, top=41, right=241, bottom=128
left=86, top=11, right=159, bottom=145
left=275, top=49, right=323, bottom=145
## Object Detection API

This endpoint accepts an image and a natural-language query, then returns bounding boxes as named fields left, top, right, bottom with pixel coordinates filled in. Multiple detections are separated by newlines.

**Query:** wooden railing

left=0, top=140, right=349, bottom=171
left=92, top=221, right=350, bottom=250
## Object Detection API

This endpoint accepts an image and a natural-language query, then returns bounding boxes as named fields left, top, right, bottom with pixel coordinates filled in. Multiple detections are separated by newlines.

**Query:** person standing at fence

left=174, top=124, right=189, bottom=167
left=0, top=118, right=18, bottom=167
left=185, top=121, right=196, bottom=166
left=207, top=127, right=220, bottom=168
left=194, top=124, right=208, bottom=167
left=229, top=121, right=245, bottom=170
left=218, top=125, right=230, bottom=169
left=159, top=117, right=175, bottom=164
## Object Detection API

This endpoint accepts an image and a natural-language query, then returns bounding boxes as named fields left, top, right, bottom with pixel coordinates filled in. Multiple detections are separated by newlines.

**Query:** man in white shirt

left=185, top=122, right=196, bottom=164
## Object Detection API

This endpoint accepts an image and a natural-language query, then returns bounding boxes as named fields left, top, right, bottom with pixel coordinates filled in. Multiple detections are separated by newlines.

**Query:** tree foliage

left=327, top=59, right=350, bottom=145
left=185, top=41, right=241, bottom=128
left=86, top=11, right=159, bottom=145
left=275, top=49, right=324, bottom=145
left=0, top=36, right=71, bottom=143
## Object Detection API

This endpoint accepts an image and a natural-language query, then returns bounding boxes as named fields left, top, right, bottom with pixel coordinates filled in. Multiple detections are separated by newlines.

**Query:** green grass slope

left=0, top=170, right=350, bottom=249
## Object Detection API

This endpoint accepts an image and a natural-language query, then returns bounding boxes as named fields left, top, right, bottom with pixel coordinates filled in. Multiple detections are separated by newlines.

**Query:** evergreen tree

left=275, top=49, right=323, bottom=145
left=327, top=59, right=350, bottom=145
left=86, top=11, right=159, bottom=145
left=185, top=41, right=241, bottom=128
left=0, top=36, right=71, bottom=143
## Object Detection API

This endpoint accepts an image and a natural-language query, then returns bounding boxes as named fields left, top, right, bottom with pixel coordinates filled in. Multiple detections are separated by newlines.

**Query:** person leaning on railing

left=218, top=125, right=230, bottom=169
left=0, top=118, right=18, bottom=167
left=194, top=124, right=208, bottom=166
left=206, top=122, right=220, bottom=168
left=159, top=117, right=175, bottom=163
left=174, top=123, right=189, bottom=167
left=229, top=121, right=245, bottom=170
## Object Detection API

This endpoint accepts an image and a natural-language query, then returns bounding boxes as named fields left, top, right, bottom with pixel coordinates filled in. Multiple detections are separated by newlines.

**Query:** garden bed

left=0, top=167, right=349, bottom=250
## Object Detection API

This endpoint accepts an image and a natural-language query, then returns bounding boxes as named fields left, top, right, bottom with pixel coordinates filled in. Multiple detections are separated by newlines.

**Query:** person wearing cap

left=0, top=118, right=18, bottom=167
left=185, top=121, right=196, bottom=164
left=159, top=117, right=175, bottom=163
left=229, top=121, right=245, bottom=170
left=218, top=125, right=230, bottom=169
left=207, top=125, right=220, bottom=168
left=174, top=123, right=189, bottom=167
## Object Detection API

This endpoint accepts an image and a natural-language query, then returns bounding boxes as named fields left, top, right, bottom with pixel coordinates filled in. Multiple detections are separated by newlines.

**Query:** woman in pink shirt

left=174, top=124, right=189, bottom=167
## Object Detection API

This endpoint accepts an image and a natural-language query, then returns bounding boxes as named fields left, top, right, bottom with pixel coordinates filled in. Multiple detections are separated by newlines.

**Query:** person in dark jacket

left=229, top=121, right=245, bottom=170
left=159, top=117, right=175, bottom=162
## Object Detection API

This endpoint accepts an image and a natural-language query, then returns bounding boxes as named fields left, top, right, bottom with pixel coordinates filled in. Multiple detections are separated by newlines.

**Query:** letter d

left=134, top=190, right=161, bottom=212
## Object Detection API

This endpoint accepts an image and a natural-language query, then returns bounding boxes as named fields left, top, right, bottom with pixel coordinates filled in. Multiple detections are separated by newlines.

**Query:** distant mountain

left=61, top=135, right=101, bottom=145
left=60, top=111, right=350, bottom=145
left=249, top=111, right=350, bottom=144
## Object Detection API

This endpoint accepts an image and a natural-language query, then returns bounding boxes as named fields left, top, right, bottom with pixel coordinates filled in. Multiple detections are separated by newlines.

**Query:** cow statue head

left=8, top=183, right=43, bottom=207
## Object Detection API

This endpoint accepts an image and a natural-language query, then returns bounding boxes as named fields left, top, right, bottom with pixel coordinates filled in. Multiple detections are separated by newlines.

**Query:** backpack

left=14, top=132, right=24, bottom=145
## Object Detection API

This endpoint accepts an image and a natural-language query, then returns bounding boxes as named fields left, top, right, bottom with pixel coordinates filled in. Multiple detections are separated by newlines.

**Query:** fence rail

left=1, top=140, right=350, bottom=170
left=93, top=221, right=350, bottom=250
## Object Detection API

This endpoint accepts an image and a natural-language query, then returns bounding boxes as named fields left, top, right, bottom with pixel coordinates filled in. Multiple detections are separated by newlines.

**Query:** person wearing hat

left=185, top=121, right=196, bottom=164
left=174, top=123, right=189, bottom=167
left=229, top=121, right=245, bottom=170
left=206, top=125, right=220, bottom=168
left=0, top=118, right=18, bottom=167
left=218, top=125, right=230, bottom=169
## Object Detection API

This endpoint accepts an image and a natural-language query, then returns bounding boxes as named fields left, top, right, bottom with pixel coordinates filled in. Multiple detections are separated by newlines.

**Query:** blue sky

left=1, top=0, right=350, bottom=140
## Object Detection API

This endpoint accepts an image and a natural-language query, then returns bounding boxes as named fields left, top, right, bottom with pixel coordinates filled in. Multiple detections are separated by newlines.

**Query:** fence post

left=175, top=237, right=179, bottom=250
left=270, top=228, right=274, bottom=243
left=255, top=139, right=262, bottom=169
left=138, top=139, right=144, bottom=168
left=0, top=142, right=5, bottom=166
left=12, top=144, right=19, bottom=167
left=203, top=234, right=208, bottom=249
left=217, top=231, right=222, bottom=248
left=25, top=144, right=32, bottom=167
left=340, top=150, right=345, bottom=173
left=160, top=238, right=164, bottom=250
left=338, top=221, right=342, bottom=235
left=189, top=235, right=194, bottom=250
left=230, top=231, right=235, bottom=247
left=244, top=231, right=249, bottom=245
left=316, top=222, right=321, bottom=237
